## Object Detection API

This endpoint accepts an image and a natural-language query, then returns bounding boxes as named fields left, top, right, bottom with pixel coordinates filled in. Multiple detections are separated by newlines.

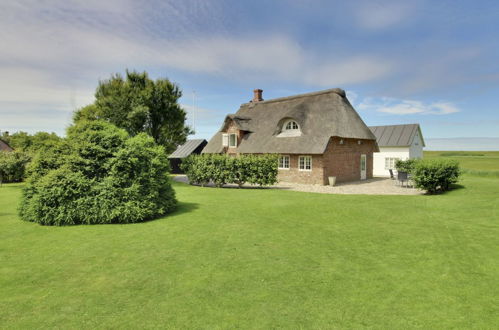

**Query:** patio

left=173, top=176, right=424, bottom=195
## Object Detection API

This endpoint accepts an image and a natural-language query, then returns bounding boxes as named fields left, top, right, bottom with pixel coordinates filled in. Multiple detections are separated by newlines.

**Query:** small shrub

left=182, top=154, right=278, bottom=187
left=395, top=158, right=418, bottom=173
left=19, top=121, right=176, bottom=225
left=411, top=159, right=461, bottom=194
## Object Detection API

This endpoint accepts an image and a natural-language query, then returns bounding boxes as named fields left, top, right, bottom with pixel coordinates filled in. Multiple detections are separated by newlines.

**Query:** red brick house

left=202, top=88, right=379, bottom=185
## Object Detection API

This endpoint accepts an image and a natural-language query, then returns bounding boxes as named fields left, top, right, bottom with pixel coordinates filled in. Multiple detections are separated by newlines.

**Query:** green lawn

left=1, top=158, right=499, bottom=328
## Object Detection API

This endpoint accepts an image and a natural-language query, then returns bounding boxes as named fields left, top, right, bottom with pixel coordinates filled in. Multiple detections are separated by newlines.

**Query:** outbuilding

left=369, top=124, right=425, bottom=177
left=168, top=139, right=208, bottom=174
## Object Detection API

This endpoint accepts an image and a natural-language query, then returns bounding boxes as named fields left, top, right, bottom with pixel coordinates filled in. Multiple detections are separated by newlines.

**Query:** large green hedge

left=181, top=154, right=278, bottom=187
left=19, top=121, right=176, bottom=225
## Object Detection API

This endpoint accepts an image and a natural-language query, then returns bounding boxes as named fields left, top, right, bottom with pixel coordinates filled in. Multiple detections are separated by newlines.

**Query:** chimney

left=252, top=89, right=263, bottom=102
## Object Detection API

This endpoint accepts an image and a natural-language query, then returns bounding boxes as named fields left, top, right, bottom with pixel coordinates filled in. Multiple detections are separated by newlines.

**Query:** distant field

left=425, top=151, right=499, bottom=177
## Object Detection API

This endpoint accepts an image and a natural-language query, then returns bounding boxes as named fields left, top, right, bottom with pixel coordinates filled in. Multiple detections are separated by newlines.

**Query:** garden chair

left=397, top=171, right=408, bottom=187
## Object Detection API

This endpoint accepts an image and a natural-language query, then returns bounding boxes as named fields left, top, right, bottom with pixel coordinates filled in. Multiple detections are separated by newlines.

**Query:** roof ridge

left=243, top=88, right=346, bottom=106
left=369, top=123, right=419, bottom=128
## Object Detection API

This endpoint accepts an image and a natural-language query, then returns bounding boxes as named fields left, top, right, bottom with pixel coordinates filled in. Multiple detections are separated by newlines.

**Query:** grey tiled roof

left=168, top=139, right=207, bottom=158
left=368, top=124, right=425, bottom=147
left=203, top=88, right=378, bottom=154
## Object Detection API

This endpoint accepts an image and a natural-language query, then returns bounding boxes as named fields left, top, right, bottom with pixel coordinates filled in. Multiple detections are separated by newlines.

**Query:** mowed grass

left=1, top=163, right=499, bottom=328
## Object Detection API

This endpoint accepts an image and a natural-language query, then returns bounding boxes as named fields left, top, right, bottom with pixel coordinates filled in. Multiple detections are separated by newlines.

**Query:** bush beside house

left=181, top=154, right=278, bottom=187
left=395, top=158, right=418, bottom=173
left=411, top=159, right=461, bottom=194
left=20, top=121, right=176, bottom=225
left=396, top=158, right=461, bottom=194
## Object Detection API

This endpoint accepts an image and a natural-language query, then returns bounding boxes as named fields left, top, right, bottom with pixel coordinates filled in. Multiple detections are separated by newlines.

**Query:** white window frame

left=222, top=133, right=229, bottom=147
left=278, top=155, right=290, bottom=170
left=384, top=157, right=400, bottom=170
left=298, top=155, right=312, bottom=171
left=285, top=120, right=299, bottom=130
left=228, top=133, right=237, bottom=148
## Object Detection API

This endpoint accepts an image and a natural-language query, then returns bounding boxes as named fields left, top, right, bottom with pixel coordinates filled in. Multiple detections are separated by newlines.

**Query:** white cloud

left=0, top=1, right=399, bottom=135
left=359, top=97, right=460, bottom=115
left=0, top=1, right=394, bottom=85
left=354, top=2, right=415, bottom=30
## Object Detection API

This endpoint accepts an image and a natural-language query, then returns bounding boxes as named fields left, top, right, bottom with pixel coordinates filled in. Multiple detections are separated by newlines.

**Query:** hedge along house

left=168, top=139, right=208, bottom=174
left=202, top=88, right=379, bottom=185
left=369, top=124, right=425, bottom=177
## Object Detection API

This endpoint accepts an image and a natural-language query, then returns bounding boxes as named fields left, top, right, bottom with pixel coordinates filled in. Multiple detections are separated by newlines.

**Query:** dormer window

left=277, top=119, right=301, bottom=137
left=285, top=120, right=299, bottom=131
left=222, top=133, right=238, bottom=148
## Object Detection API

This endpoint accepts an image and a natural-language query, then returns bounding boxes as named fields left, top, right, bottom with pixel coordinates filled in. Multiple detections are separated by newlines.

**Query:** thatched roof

left=369, top=124, right=425, bottom=147
left=203, top=88, right=377, bottom=154
left=0, top=139, right=13, bottom=152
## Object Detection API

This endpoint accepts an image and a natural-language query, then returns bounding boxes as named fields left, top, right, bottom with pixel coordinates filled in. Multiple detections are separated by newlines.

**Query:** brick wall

left=322, top=137, right=376, bottom=183
left=277, top=154, right=324, bottom=185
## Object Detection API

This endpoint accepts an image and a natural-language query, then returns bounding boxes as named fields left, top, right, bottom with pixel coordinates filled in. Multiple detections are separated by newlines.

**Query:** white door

left=360, top=154, right=367, bottom=180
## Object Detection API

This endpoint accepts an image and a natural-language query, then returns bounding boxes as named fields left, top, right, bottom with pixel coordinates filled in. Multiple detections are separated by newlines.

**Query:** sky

left=1, top=0, right=499, bottom=150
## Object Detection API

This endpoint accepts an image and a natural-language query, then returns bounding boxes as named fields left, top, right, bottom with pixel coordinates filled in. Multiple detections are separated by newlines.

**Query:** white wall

left=373, top=132, right=424, bottom=177
left=409, top=131, right=424, bottom=159
left=373, top=147, right=410, bottom=177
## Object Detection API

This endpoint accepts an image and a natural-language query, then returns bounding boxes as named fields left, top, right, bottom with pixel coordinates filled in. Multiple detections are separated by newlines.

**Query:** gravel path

left=172, top=175, right=424, bottom=195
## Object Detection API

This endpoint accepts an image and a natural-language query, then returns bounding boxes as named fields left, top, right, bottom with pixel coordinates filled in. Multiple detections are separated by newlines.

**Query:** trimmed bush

left=181, top=154, right=278, bottom=187
left=19, top=121, right=176, bottom=225
left=411, top=159, right=461, bottom=194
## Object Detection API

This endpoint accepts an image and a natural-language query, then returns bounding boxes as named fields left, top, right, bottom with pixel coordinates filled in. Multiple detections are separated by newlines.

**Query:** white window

left=285, top=120, right=299, bottom=130
left=222, top=133, right=229, bottom=147
left=384, top=157, right=400, bottom=170
left=229, top=133, right=237, bottom=147
left=299, top=156, right=312, bottom=171
left=277, top=119, right=301, bottom=137
left=278, top=155, right=290, bottom=169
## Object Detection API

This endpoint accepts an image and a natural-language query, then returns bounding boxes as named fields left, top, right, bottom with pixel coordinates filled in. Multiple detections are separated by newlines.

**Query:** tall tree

left=74, top=70, right=193, bottom=153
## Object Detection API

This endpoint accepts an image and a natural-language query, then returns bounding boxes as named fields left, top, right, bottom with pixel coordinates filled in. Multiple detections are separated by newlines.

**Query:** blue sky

left=1, top=0, right=499, bottom=149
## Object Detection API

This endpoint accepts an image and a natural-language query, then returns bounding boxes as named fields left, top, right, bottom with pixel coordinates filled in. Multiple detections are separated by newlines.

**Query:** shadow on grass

left=422, top=183, right=466, bottom=195
left=450, top=183, right=465, bottom=191
left=169, top=201, right=199, bottom=217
